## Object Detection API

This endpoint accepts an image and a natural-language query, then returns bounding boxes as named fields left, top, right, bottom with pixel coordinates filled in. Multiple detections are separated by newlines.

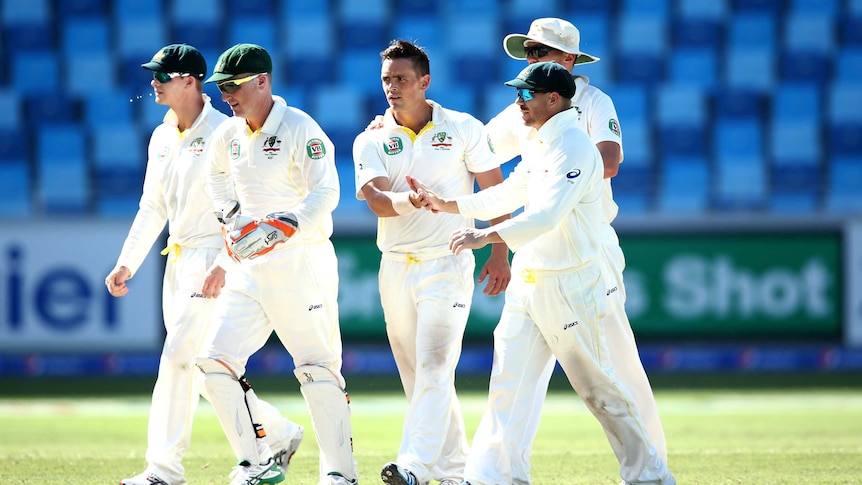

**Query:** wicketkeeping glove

left=228, top=212, right=299, bottom=260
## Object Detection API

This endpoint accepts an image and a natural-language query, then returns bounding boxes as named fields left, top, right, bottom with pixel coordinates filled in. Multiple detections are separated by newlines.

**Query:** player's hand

left=449, top=227, right=489, bottom=255
left=365, top=115, right=385, bottom=131
left=105, top=266, right=132, bottom=297
left=406, top=175, right=442, bottom=213
left=478, top=246, right=511, bottom=296
left=201, top=265, right=226, bottom=298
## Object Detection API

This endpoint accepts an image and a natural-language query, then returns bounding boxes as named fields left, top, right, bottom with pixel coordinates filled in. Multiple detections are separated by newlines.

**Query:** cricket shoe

left=439, top=480, right=461, bottom=485
left=228, top=457, right=284, bottom=485
left=381, top=462, right=419, bottom=485
left=119, top=469, right=175, bottom=485
left=270, top=424, right=304, bottom=472
left=325, top=471, right=358, bottom=484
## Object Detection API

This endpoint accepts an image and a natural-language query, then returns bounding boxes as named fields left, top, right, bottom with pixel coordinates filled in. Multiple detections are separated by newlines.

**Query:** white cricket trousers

left=465, top=262, right=673, bottom=485
left=145, top=246, right=293, bottom=484
left=379, top=250, right=475, bottom=484
left=199, top=241, right=355, bottom=481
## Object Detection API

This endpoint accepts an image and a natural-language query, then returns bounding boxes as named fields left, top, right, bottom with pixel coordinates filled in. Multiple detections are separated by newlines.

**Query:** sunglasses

left=216, top=73, right=265, bottom=93
left=516, top=88, right=549, bottom=102
left=153, top=72, right=188, bottom=83
left=524, top=45, right=557, bottom=58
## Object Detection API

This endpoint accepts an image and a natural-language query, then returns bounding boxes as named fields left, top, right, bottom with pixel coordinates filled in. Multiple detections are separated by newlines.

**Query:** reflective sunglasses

left=524, top=45, right=557, bottom=58
left=153, top=72, right=188, bottom=83
left=216, top=73, right=265, bottom=93
left=516, top=88, right=549, bottom=102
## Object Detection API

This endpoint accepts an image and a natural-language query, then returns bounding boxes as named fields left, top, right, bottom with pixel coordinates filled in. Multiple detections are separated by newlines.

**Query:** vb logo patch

left=306, top=138, right=325, bottom=159
left=229, top=139, right=241, bottom=160
left=384, top=136, right=403, bottom=155
left=609, top=119, right=621, bottom=137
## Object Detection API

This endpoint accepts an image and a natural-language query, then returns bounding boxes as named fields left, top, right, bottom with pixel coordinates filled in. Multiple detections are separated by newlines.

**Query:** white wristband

left=387, top=191, right=419, bottom=215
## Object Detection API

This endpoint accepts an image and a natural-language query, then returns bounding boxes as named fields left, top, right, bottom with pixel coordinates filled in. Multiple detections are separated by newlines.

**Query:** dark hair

left=380, top=40, right=430, bottom=77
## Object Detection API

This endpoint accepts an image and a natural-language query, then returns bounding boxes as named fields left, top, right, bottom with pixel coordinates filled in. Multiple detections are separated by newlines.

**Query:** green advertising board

left=333, top=231, right=842, bottom=342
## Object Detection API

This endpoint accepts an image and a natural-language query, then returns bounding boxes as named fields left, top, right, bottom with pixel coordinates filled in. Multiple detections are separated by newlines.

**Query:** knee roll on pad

left=195, top=356, right=242, bottom=378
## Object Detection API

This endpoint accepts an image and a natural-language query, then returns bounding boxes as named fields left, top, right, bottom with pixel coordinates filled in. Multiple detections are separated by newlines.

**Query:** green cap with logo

left=141, top=44, right=206, bottom=79
left=505, top=61, right=576, bottom=99
left=205, top=43, right=272, bottom=83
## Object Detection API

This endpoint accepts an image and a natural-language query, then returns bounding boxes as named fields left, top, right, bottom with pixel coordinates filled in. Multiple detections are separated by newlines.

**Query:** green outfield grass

left=2, top=376, right=861, bottom=484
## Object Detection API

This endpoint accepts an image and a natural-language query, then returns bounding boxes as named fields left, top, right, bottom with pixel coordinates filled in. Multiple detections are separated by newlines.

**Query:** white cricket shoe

left=270, top=424, right=304, bottom=472
left=119, top=469, right=174, bottom=485
left=228, top=457, right=284, bottom=485
left=324, top=472, right=358, bottom=484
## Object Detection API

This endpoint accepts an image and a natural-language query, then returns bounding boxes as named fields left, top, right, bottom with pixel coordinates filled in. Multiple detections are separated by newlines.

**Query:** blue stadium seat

left=781, top=13, right=834, bottom=83
left=2, top=0, right=49, bottom=22
left=507, top=0, right=557, bottom=22
left=0, top=160, right=32, bottom=218
left=442, top=0, right=500, bottom=18
left=851, top=0, right=862, bottom=15
left=770, top=83, right=820, bottom=121
left=566, top=0, right=615, bottom=16
left=92, top=124, right=143, bottom=169
left=140, top=99, right=169, bottom=130
left=284, top=0, right=330, bottom=17
left=447, top=18, right=499, bottom=88
left=724, top=46, right=775, bottom=93
left=66, top=53, right=116, bottom=96
left=616, top=14, right=668, bottom=84
left=842, top=15, right=862, bottom=46
left=714, top=154, right=767, bottom=210
left=228, top=17, right=277, bottom=54
left=395, top=0, right=437, bottom=16
left=769, top=191, right=818, bottom=213
left=57, top=0, right=106, bottom=17
left=284, top=15, right=334, bottom=82
left=828, top=83, right=862, bottom=155
left=393, top=16, right=441, bottom=50
left=607, top=84, right=650, bottom=124
left=713, top=118, right=763, bottom=158
left=620, top=0, right=670, bottom=17
left=825, top=157, right=862, bottom=213
left=728, top=12, right=776, bottom=51
left=340, top=0, right=389, bottom=49
left=12, top=52, right=60, bottom=96
left=26, top=93, right=77, bottom=125
left=569, top=15, right=612, bottom=87
left=790, top=0, right=838, bottom=16
left=679, top=0, right=728, bottom=19
left=311, top=85, right=366, bottom=151
left=0, top=89, right=22, bottom=128
left=733, top=0, right=783, bottom=16
left=84, top=90, right=135, bottom=128
left=668, top=48, right=718, bottom=89
left=0, top=127, right=28, bottom=160
left=656, top=85, right=707, bottom=156
left=37, top=125, right=89, bottom=214
left=657, top=156, right=710, bottom=213
left=341, top=49, right=386, bottom=96
left=172, top=0, right=220, bottom=23
left=113, top=0, right=160, bottom=19
left=62, top=18, right=109, bottom=56
left=2, top=20, right=54, bottom=51
left=116, top=17, right=167, bottom=65
left=712, top=89, right=765, bottom=119
left=482, top=85, right=516, bottom=124
left=673, top=17, right=723, bottom=49
left=619, top=120, right=654, bottom=170
left=170, top=23, right=224, bottom=52
left=835, top=47, right=862, bottom=82
left=769, top=121, right=821, bottom=195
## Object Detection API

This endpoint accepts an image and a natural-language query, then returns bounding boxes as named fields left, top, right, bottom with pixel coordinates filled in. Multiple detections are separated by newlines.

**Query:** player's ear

left=420, top=74, right=430, bottom=90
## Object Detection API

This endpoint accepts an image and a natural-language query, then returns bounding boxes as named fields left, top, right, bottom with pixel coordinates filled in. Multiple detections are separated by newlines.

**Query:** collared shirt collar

left=536, top=106, right=580, bottom=144
left=163, top=93, right=215, bottom=133
left=257, top=95, right=289, bottom=134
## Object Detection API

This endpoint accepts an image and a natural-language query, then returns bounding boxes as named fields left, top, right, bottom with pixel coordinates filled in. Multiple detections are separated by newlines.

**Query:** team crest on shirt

left=229, top=139, right=241, bottom=160
left=609, top=119, right=621, bottom=137
left=431, top=131, right=452, bottom=150
left=384, top=136, right=403, bottom=155
left=306, top=138, right=325, bottom=159
left=188, top=137, right=205, bottom=156
left=262, top=136, right=282, bottom=159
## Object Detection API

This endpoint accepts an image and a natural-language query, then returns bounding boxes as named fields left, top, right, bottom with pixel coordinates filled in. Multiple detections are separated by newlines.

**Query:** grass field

left=1, top=375, right=861, bottom=484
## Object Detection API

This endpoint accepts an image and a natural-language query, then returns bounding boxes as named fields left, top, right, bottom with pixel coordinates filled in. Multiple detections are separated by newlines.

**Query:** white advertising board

left=0, top=221, right=163, bottom=352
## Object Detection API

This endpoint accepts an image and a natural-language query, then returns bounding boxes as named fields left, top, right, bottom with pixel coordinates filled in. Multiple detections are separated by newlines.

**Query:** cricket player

left=353, top=40, right=510, bottom=485
left=195, top=44, right=357, bottom=485
left=485, top=17, right=668, bottom=481
left=106, top=44, right=303, bottom=485
left=412, top=61, right=675, bottom=485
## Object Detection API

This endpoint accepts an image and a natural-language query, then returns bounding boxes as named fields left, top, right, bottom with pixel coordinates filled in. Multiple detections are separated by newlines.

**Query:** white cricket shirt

left=116, top=94, right=228, bottom=276
left=457, top=108, right=605, bottom=272
left=353, top=100, right=499, bottom=254
left=486, top=76, right=622, bottom=224
left=208, top=96, right=339, bottom=253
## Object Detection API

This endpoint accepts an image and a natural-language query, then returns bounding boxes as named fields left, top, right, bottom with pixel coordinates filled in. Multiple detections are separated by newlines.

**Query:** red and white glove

left=227, top=212, right=298, bottom=260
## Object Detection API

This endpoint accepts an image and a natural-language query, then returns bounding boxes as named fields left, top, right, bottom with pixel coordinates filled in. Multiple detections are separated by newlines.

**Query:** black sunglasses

left=524, top=45, right=558, bottom=58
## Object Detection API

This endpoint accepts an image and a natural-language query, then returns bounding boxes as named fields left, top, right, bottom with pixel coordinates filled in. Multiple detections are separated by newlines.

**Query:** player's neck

left=172, top=95, right=205, bottom=132
left=393, top=101, right=433, bottom=134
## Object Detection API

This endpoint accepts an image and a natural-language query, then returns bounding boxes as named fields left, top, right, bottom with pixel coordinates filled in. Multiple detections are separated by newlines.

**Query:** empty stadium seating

left=0, top=1, right=857, bottom=219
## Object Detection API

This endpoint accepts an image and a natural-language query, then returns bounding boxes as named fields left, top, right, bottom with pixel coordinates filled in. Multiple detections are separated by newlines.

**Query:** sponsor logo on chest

left=431, top=131, right=452, bottom=150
